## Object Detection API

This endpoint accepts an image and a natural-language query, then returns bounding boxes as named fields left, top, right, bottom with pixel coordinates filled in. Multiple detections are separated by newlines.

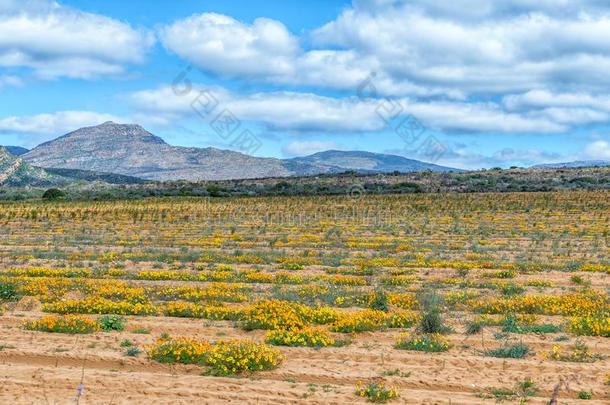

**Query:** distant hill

left=3, top=146, right=29, bottom=156
left=0, top=147, right=67, bottom=187
left=43, top=167, right=149, bottom=185
left=290, top=150, right=459, bottom=173
left=532, top=160, right=610, bottom=169
left=23, top=121, right=459, bottom=181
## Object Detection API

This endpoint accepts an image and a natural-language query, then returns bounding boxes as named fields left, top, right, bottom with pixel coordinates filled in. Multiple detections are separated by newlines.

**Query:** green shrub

left=578, top=391, right=592, bottom=400
left=417, top=291, right=450, bottom=334
left=125, top=347, right=142, bottom=357
left=98, top=315, right=125, bottom=332
left=370, top=289, right=389, bottom=312
left=0, top=281, right=19, bottom=300
left=120, top=339, right=133, bottom=347
left=502, top=314, right=561, bottom=334
left=42, top=188, right=66, bottom=200
left=484, top=342, right=530, bottom=359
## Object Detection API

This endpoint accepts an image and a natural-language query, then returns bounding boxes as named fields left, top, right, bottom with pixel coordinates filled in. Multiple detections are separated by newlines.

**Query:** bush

left=370, top=289, right=389, bottom=312
left=147, top=336, right=284, bottom=375
left=0, top=281, right=19, bottom=300
left=355, top=382, right=399, bottom=403
left=395, top=333, right=451, bottom=352
left=265, top=327, right=336, bottom=348
left=24, top=315, right=99, bottom=334
left=578, top=391, right=592, bottom=400
left=98, top=315, right=126, bottom=332
left=148, top=336, right=212, bottom=364
left=549, top=339, right=603, bottom=363
left=568, top=316, right=609, bottom=337
left=331, top=310, right=387, bottom=333
left=418, top=291, right=450, bottom=334
left=120, top=339, right=133, bottom=347
left=42, top=188, right=66, bottom=200
left=205, top=340, right=283, bottom=375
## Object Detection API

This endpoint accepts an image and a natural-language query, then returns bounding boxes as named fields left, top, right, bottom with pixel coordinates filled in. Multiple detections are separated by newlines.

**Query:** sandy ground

left=0, top=311, right=607, bottom=404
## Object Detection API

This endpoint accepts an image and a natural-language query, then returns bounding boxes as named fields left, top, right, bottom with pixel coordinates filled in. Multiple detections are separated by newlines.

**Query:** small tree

left=42, top=188, right=66, bottom=200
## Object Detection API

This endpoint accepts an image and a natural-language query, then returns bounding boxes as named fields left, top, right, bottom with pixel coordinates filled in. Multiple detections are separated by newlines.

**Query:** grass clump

left=502, top=314, right=561, bottom=334
left=484, top=342, right=530, bottom=359
left=120, top=339, right=133, bottom=348
left=125, top=347, right=142, bottom=357
left=355, top=381, right=399, bottom=403
left=395, top=333, right=451, bottom=352
left=465, top=321, right=483, bottom=335
left=548, top=339, right=604, bottom=363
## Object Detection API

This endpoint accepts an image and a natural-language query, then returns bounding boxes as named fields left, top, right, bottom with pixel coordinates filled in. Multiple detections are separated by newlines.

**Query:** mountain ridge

left=23, top=122, right=459, bottom=181
left=0, top=146, right=67, bottom=187
left=531, top=160, right=610, bottom=169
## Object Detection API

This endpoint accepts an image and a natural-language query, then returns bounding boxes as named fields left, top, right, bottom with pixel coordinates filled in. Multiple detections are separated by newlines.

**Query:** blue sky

left=2, top=0, right=610, bottom=169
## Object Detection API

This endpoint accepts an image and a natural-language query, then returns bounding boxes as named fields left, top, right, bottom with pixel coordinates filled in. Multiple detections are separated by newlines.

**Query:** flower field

left=0, top=192, right=608, bottom=403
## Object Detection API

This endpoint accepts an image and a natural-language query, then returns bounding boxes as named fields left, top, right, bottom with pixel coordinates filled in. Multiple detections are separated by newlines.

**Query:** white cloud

left=130, top=85, right=565, bottom=134
left=504, top=90, right=610, bottom=111
left=395, top=145, right=565, bottom=170
left=158, top=2, right=610, bottom=109
left=0, top=111, right=122, bottom=135
left=160, top=13, right=298, bottom=78
left=583, top=140, right=610, bottom=160
left=0, top=0, right=153, bottom=79
left=282, top=141, right=340, bottom=156
left=361, top=1, right=610, bottom=21
left=0, top=74, right=21, bottom=88
left=158, top=12, right=458, bottom=98
left=313, top=4, right=610, bottom=94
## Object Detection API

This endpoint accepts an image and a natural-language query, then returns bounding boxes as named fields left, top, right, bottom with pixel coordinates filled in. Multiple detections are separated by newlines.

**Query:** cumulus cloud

left=0, top=0, right=153, bottom=79
left=0, top=111, right=122, bottom=135
left=313, top=3, right=610, bottom=95
left=157, top=0, right=610, bottom=120
left=129, top=85, right=565, bottom=134
left=583, top=140, right=610, bottom=160
left=158, top=12, right=458, bottom=98
left=160, top=13, right=298, bottom=78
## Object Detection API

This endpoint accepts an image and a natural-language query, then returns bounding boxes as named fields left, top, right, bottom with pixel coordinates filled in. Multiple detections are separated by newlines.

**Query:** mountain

left=3, top=146, right=29, bottom=156
left=24, top=122, right=310, bottom=181
left=532, top=160, right=610, bottom=169
left=23, top=122, right=459, bottom=181
left=43, top=167, right=149, bottom=185
left=290, top=150, right=459, bottom=173
left=0, top=147, right=66, bottom=187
